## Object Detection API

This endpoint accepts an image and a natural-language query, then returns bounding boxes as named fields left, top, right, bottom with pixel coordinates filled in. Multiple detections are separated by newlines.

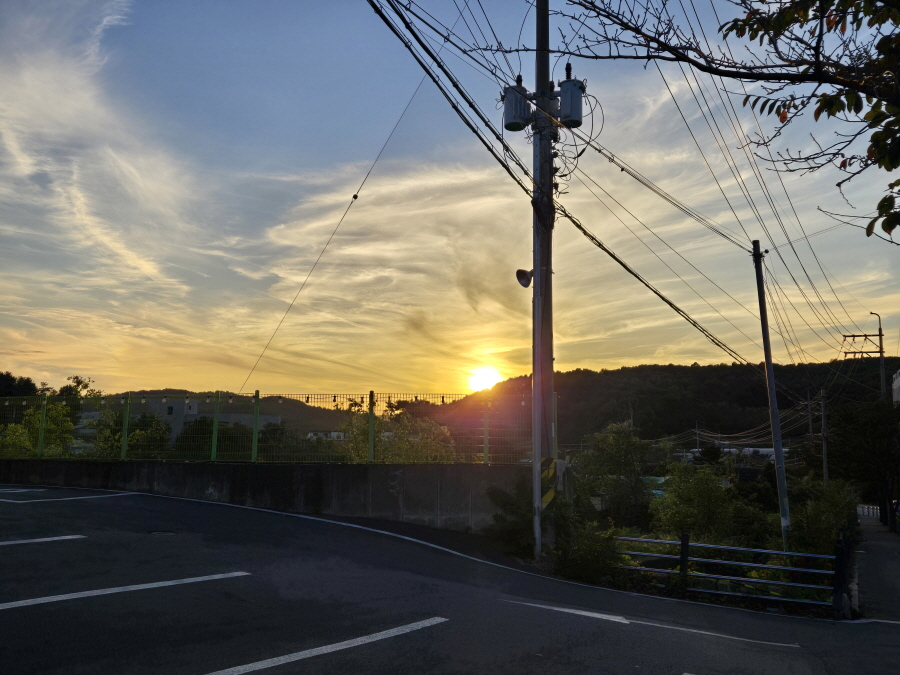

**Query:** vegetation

left=485, top=418, right=860, bottom=606
left=506, top=0, right=900, bottom=240
left=340, top=399, right=456, bottom=463
left=493, top=359, right=899, bottom=442
left=0, top=402, right=74, bottom=457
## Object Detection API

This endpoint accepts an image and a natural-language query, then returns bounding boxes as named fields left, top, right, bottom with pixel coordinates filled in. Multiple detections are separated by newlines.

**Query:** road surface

left=0, top=484, right=896, bottom=674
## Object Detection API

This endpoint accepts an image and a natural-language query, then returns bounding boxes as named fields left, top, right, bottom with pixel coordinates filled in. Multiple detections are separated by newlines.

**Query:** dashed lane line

left=0, top=572, right=250, bottom=610
left=0, top=535, right=86, bottom=546
left=202, top=617, right=449, bottom=675
left=504, top=600, right=801, bottom=648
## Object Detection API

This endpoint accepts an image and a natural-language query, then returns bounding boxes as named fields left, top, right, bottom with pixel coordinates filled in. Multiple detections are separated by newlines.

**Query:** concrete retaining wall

left=0, top=460, right=528, bottom=533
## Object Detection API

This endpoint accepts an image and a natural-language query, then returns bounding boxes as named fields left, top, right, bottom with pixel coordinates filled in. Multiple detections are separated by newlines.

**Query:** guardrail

left=615, top=532, right=851, bottom=618
left=858, top=504, right=881, bottom=518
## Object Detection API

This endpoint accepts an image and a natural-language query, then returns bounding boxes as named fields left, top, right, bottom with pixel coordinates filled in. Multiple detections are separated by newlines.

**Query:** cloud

left=0, top=2, right=896, bottom=395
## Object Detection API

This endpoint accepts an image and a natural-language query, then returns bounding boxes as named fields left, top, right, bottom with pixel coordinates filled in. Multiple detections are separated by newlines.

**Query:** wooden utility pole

left=751, top=240, right=791, bottom=549
left=531, top=0, right=555, bottom=559
left=821, top=389, right=828, bottom=486
left=842, top=313, right=887, bottom=399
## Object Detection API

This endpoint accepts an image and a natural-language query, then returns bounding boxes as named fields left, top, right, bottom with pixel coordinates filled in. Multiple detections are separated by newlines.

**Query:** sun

left=468, top=366, right=503, bottom=392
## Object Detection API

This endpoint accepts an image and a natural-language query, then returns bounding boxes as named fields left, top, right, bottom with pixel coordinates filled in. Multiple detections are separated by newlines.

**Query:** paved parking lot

left=1, top=483, right=897, bottom=674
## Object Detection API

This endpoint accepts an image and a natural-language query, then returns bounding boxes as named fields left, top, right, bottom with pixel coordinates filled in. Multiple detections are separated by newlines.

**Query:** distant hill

left=484, top=358, right=899, bottom=443
left=125, top=389, right=347, bottom=435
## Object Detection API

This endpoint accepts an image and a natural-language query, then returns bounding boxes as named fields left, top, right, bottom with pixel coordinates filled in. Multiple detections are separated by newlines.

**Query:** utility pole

left=807, top=389, right=814, bottom=461
left=873, top=312, right=887, bottom=399
left=530, top=0, right=555, bottom=560
left=821, top=389, right=828, bottom=486
left=751, top=240, right=791, bottom=549
left=505, top=0, right=585, bottom=558
left=842, top=313, right=886, bottom=399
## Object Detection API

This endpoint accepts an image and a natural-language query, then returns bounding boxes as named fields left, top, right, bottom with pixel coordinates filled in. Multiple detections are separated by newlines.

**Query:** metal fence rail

left=0, top=390, right=532, bottom=465
left=858, top=504, right=881, bottom=518
left=615, top=532, right=850, bottom=618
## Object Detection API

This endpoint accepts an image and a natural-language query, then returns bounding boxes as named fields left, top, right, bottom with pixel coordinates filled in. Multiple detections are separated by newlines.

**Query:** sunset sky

left=1, top=0, right=897, bottom=395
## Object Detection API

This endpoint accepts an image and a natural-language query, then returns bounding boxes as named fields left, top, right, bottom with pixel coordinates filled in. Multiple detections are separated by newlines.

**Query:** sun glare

left=469, top=366, right=503, bottom=392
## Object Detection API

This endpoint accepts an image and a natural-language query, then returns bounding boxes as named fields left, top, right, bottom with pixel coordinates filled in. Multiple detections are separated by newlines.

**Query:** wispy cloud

left=0, top=1, right=896, bottom=394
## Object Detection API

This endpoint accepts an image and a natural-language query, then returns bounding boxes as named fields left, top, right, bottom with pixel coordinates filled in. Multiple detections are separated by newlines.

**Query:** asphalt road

left=0, top=484, right=896, bottom=674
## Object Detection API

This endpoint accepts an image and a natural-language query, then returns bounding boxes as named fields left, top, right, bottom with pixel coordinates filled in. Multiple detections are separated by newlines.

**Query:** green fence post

left=482, top=399, right=490, bottom=464
left=251, top=390, right=260, bottom=462
left=367, top=390, right=375, bottom=463
left=37, top=394, right=48, bottom=458
left=119, top=394, right=131, bottom=460
left=210, top=391, right=221, bottom=461
left=552, top=391, right=559, bottom=461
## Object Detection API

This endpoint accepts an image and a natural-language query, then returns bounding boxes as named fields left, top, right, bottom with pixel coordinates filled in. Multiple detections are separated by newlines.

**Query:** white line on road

left=0, top=572, right=250, bottom=611
left=0, top=535, right=86, bottom=547
left=0, top=492, right=137, bottom=504
left=506, top=600, right=630, bottom=624
left=203, top=617, right=448, bottom=675
left=0, top=489, right=46, bottom=493
left=504, top=600, right=800, bottom=648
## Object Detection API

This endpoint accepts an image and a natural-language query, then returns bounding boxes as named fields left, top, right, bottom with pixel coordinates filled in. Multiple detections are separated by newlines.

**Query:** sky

left=0, top=0, right=897, bottom=395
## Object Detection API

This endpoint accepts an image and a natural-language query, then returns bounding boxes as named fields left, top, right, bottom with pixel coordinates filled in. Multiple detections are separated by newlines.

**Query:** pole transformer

left=751, top=240, right=791, bottom=549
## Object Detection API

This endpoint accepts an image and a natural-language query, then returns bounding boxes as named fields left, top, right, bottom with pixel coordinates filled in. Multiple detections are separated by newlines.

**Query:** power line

left=373, top=0, right=811, bottom=401
left=238, top=3, right=473, bottom=393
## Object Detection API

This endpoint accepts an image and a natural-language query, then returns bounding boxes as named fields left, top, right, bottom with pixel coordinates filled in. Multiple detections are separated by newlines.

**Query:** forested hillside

left=491, top=359, right=899, bottom=443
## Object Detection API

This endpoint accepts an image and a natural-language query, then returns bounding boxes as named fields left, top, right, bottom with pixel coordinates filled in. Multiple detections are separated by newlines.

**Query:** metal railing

left=0, top=391, right=532, bottom=465
left=858, top=504, right=881, bottom=518
left=615, top=532, right=850, bottom=617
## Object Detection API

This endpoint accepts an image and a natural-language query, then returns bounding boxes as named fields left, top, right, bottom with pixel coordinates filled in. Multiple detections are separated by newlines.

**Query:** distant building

left=893, top=370, right=900, bottom=405
left=307, top=431, right=346, bottom=441
left=138, top=398, right=280, bottom=443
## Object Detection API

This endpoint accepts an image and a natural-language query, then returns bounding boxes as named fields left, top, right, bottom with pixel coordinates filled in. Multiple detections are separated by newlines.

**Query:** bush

left=555, top=520, right=632, bottom=585
left=650, top=463, right=735, bottom=541
left=483, top=478, right=534, bottom=558
left=789, top=478, right=858, bottom=554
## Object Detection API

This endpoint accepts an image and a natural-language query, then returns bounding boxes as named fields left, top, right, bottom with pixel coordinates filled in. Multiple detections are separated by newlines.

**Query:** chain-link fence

left=0, top=391, right=532, bottom=464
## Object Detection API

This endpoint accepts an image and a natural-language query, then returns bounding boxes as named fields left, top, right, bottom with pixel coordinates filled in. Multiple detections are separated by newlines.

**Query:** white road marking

left=202, top=617, right=449, bottom=675
left=0, top=535, right=86, bottom=546
left=0, top=487, right=833, bottom=627
left=0, top=492, right=136, bottom=503
left=505, top=600, right=800, bottom=648
left=506, top=600, right=630, bottom=624
left=0, top=489, right=46, bottom=493
left=0, top=572, right=250, bottom=610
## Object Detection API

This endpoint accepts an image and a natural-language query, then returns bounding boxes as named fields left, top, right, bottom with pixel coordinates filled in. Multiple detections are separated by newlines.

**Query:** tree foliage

left=499, top=0, right=900, bottom=238
left=0, top=371, right=37, bottom=397
left=0, top=402, right=74, bottom=457
left=340, top=400, right=456, bottom=463
left=576, top=423, right=657, bottom=526
left=829, top=398, right=899, bottom=525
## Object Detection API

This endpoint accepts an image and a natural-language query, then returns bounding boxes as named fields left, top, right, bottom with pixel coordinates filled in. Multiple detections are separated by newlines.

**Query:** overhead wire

left=704, top=0, right=867, bottom=334
left=373, top=1, right=750, bottom=363
left=237, top=2, right=474, bottom=393
left=373, top=0, right=813, bottom=403
left=571, top=168, right=764, bottom=351
left=675, top=0, right=858, bottom=341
